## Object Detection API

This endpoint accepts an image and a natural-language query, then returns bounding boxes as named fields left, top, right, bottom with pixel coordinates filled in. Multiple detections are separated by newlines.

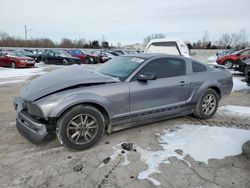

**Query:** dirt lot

left=0, top=64, right=250, bottom=188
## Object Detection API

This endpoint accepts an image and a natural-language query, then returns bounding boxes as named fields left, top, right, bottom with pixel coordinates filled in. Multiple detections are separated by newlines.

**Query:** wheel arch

left=56, top=102, right=110, bottom=128
left=223, top=58, right=234, bottom=64
left=208, top=86, right=221, bottom=99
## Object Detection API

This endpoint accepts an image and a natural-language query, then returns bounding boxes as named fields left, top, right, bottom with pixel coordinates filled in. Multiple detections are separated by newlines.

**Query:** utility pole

left=24, top=24, right=31, bottom=47
left=24, top=24, right=27, bottom=41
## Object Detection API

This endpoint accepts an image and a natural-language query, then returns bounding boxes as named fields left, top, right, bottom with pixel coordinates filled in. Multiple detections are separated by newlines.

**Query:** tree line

left=0, top=31, right=110, bottom=48
left=143, top=29, right=249, bottom=49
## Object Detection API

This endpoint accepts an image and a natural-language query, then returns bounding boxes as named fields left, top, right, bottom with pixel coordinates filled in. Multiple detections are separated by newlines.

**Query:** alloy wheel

left=202, top=94, right=216, bottom=115
left=66, top=114, right=98, bottom=144
left=224, top=61, right=233, bottom=68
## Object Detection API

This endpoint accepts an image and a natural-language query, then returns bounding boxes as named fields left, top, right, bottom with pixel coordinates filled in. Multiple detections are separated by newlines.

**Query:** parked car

left=244, top=59, right=250, bottom=83
left=144, top=38, right=191, bottom=58
left=67, top=49, right=86, bottom=63
left=0, top=50, right=35, bottom=68
left=216, top=49, right=240, bottom=57
left=96, top=52, right=113, bottom=63
left=113, top=50, right=126, bottom=55
left=41, top=50, right=81, bottom=65
left=108, top=51, right=120, bottom=56
left=82, top=50, right=101, bottom=64
left=14, top=54, right=233, bottom=150
left=17, top=49, right=40, bottom=62
left=216, top=48, right=250, bottom=68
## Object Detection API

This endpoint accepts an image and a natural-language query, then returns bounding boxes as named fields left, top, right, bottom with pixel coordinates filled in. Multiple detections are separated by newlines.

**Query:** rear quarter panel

left=187, top=67, right=232, bottom=103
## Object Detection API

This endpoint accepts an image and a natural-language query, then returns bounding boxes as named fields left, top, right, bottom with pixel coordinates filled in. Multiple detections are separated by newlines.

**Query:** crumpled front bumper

left=14, top=96, right=48, bottom=144
left=16, top=111, right=48, bottom=144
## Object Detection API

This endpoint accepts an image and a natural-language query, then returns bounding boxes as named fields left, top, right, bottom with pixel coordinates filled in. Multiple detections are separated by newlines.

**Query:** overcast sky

left=0, top=0, right=249, bottom=45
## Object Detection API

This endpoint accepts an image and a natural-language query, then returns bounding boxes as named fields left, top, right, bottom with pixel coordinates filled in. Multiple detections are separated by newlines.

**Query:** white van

left=144, top=38, right=191, bottom=58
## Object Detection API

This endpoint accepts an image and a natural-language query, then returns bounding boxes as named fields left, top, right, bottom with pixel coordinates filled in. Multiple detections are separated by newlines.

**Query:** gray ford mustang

left=14, top=54, right=233, bottom=150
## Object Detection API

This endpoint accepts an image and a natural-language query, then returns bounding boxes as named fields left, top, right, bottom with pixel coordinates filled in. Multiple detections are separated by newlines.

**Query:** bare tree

left=219, top=29, right=248, bottom=48
left=202, top=31, right=210, bottom=43
left=219, top=33, right=232, bottom=47
left=237, top=29, right=248, bottom=47
left=143, top=33, right=166, bottom=45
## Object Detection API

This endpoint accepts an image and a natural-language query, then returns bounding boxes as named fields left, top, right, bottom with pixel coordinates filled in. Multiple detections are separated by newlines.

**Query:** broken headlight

left=26, top=102, right=44, bottom=117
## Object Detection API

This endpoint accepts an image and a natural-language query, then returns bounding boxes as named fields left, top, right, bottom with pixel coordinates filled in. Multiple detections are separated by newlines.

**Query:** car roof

left=122, top=53, right=188, bottom=60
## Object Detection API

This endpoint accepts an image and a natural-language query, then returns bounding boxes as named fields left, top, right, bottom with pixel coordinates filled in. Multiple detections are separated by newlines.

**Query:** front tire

left=56, top=105, right=105, bottom=150
left=11, top=61, right=16, bottom=68
left=193, top=89, right=219, bottom=119
left=224, top=60, right=233, bottom=69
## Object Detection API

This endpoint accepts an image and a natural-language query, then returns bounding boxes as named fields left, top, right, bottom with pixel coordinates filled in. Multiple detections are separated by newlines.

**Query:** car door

left=47, top=52, right=58, bottom=64
left=0, top=51, right=8, bottom=67
left=129, top=57, right=190, bottom=119
left=0, top=51, right=4, bottom=66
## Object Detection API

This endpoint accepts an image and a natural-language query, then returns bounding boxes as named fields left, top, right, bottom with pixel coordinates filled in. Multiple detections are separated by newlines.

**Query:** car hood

left=20, top=65, right=118, bottom=101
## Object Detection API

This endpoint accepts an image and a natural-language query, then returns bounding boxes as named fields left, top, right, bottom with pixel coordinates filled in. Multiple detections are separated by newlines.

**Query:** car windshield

left=95, top=56, right=145, bottom=81
left=7, top=51, right=24, bottom=57
left=22, top=51, right=34, bottom=55
left=58, top=51, right=71, bottom=57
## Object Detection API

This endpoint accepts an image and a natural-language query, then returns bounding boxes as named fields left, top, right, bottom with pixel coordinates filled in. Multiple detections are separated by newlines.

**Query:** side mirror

left=137, top=72, right=156, bottom=81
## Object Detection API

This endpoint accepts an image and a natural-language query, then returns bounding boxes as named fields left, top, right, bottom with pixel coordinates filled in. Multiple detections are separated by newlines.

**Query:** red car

left=0, top=50, right=35, bottom=68
left=67, top=49, right=86, bottom=63
left=216, top=48, right=250, bottom=68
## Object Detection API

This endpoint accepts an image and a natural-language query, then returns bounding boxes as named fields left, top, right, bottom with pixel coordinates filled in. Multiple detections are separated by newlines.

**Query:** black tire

left=56, top=105, right=105, bottom=150
left=85, top=58, right=91, bottom=64
left=44, top=59, right=49, bottom=64
left=11, top=61, right=16, bottom=68
left=224, top=60, right=233, bottom=69
left=193, top=89, right=219, bottom=119
left=63, top=59, right=68, bottom=65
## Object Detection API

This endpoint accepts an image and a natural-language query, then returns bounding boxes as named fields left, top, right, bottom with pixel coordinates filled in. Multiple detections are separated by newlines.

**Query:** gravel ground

left=0, top=63, right=250, bottom=188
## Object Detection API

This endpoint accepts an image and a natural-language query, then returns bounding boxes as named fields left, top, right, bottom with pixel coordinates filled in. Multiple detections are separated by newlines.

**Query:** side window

left=241, top=50, right=249, bottom=55
left=136, top=58, right=186, bottom=79
left=192, top=61, right=207, bottom=72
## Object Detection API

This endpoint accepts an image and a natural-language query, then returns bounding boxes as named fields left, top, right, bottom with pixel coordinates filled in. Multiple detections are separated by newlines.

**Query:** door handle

left=180, top=81, right=188, bottom=86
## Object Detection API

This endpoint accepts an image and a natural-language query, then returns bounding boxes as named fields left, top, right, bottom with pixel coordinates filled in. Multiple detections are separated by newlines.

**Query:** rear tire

left=11, top=61, right=16, bottom=68
left=63, top=59, right=68, bottom=65
left=56, top=105, right=105, bottom=150
left=193, top=89, right=219, bottom=119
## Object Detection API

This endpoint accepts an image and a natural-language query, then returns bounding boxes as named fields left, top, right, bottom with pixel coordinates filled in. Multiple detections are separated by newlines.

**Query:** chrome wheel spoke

left=71, top=131, right=80, bottom=139
left=85, top=131, right=92, bottom=139
left=83, top=132, right=89, bottom=142
left=68, top=127, right=78, bottom=130
left=71, top=121, right=80, bottom=127
left=87, top=120, right=95, bottom=127
left=83, top=115, right=88, bottom=124
left=75, top=133, right=81, bottom=141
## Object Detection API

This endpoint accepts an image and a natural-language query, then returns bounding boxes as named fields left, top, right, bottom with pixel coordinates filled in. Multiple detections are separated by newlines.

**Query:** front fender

left=36, top=92, right=112, bottom=118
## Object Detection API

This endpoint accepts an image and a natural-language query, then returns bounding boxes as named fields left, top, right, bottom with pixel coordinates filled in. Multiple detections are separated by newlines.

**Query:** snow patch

left=103, top=125, right=250, bottom=186
left=137, top=125, right=250, bottom=185
left=218, top=105, right=250, bottom=117
left=207, top=55, right=217, bottom=62
left=0, top=67, right=46, bottom=85
left=233, top=76, right=249, bottom=91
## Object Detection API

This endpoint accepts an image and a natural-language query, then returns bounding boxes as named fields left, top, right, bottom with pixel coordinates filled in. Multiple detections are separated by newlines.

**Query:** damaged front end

left=14, top=96, right=48, bottom=144
left=13, top=65, right=118, bottom=144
